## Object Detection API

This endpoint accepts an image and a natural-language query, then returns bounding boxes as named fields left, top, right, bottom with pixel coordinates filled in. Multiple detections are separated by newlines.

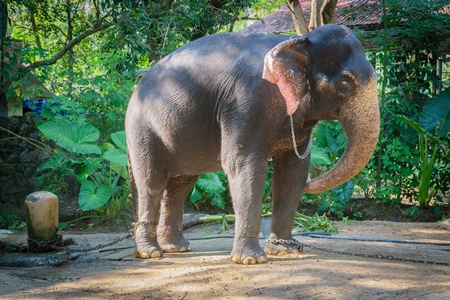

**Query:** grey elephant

left=125, top=24, right=380, bottom=265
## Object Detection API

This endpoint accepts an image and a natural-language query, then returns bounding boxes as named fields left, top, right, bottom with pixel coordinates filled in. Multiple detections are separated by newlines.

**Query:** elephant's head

left=263, top=24, right=380, bottom=194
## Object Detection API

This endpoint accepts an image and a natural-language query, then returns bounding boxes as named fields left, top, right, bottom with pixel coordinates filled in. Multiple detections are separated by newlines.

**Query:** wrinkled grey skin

left=125, top=24, right=380, bottom=265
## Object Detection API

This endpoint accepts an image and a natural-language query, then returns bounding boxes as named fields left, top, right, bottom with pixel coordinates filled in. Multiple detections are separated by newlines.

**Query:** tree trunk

left=1, top=2, right=8, bottom=116
left=288, top=0, right=338, bottom=36
left=321, top=0, right=338, bottom=25
left=287, top=0, right=309, bottom=36
left=66, top=0, right=73, bottom=99
left=309, top=0, right=323, bottom=31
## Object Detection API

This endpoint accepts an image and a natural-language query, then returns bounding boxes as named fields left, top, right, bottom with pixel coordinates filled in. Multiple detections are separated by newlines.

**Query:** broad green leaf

left=58, top=222, right=67, bottom=231
left=73, top=164, right=90, bottom=183
left=439, top=112, right=450, bottom=136
left=190, top=186, right=203, bottom=203
left=111, top=131, right=127, bottom=151
left=103, top=149, right=128, bottom=166
left=110, top=161, right=129, bottom=179
left=420, top=87, right=450, bottom=135
left=211, top=193, right=225, bottom=209
left=78, top=180, right=112, bottom=211
left=196, top=173, right=226, bottom=194
left=38, top=120, right=101, bottom=154
left=73, top=172, right=89, bottom=183
left=313, top=121, right=346, bottom=157
left=331, top=180, right=354, bottom=203
left=104, top=142, right=115, bottom=151
left=310, top=145, right=332, bottom=166
left=397, top=115, right=426, bottom=135
left=397, top=115, right=439, bottom=143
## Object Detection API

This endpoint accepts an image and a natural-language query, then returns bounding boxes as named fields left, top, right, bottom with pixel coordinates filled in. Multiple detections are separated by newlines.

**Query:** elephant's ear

left=262, top=37, right=309, bottom=116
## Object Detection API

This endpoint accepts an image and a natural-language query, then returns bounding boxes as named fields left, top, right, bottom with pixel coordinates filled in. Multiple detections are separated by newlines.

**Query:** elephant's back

left=136, top=33, right=290, bottom=103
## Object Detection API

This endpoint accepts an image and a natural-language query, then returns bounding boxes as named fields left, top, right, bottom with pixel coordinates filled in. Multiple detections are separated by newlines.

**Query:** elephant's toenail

left=257, top=256, right=268, bottom=263
left=150, top=251, right=161, bottom=258
left=243, top=257, right=257, bottom=265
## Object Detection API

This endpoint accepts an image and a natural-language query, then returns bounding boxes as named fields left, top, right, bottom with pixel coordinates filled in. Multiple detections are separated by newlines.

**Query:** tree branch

left=0, top=21, right=114, bottom=97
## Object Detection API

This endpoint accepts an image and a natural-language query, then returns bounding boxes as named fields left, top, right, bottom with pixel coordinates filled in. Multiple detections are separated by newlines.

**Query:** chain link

left=34, top=222, right=450, bottom=266
left=28, top=234, right=65, bottom=252
left=49, top=221, right=156, bottom=254
left=266, top=238, right=450, bottom=266
left=290, top=115, right=312, bottom=159
left=266, top=238, right=304, bottom=252
left=302, top=243, right=450, bottom=266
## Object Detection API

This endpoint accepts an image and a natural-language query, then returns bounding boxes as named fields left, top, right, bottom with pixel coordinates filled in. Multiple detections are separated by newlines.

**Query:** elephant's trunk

left=304, top=76, right=379, bottom=194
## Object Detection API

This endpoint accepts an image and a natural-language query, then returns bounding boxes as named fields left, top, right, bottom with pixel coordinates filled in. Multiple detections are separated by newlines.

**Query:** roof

left=240, top=0, right=383, bottom=34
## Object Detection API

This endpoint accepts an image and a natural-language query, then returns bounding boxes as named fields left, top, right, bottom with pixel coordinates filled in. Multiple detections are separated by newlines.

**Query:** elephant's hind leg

left=128, top=134, right=168, bottom=259
left=158, top=175, right=198, bottom=253
left=133, top=176, right=167, bottom=259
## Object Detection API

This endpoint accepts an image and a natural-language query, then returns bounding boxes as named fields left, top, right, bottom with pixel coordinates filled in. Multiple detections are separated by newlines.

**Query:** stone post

left=25, top=191, right=63, bottom=252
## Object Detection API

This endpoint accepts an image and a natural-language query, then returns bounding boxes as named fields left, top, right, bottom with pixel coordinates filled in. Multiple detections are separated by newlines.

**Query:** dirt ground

left=1, top=220, right=450, bottom=300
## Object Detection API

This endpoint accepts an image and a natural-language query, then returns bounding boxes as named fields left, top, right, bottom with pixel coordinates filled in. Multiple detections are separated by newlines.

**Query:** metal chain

left=41, top=222, right=450, bottom=266
left=266, top=238, right=450, bottom=266
left=266, top=238, right=304, bottom=252
left=28, top=234, right=65, bottom=252
left=290, top=115, right=312, bottom=159
left=49, top=221, right=155, bottom=253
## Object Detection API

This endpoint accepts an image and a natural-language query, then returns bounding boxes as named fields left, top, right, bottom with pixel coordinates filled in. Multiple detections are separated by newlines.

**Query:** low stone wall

left=0, top=116, right=52, bottom=213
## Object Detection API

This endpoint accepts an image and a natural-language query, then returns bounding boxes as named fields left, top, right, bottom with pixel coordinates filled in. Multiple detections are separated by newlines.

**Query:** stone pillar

left=25, top=191, right=62, bottom=252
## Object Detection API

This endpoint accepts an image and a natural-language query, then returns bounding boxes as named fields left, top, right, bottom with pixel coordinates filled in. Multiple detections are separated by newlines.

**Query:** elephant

left=125, top=24, right=380, bottom=265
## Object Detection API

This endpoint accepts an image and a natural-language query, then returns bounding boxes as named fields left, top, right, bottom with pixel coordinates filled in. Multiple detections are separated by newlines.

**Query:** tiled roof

left=240, top=0, right=382, bottom=33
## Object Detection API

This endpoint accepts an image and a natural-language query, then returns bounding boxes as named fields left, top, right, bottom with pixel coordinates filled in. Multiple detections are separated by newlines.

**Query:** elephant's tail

left=128, top=153, right=138, bottom=219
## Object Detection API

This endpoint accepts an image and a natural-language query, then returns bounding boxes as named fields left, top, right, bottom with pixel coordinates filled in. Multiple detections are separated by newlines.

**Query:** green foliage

left=79, top=180, right=113, bottom=211
left=6, top=0, right=448, bottom=222
left=420, top=88, right=450, bottom=137
left=361, top=0, right=450, bottom=212
left=396, top=87, right=450, bottom=207
left=38, top=120, right=102, bottom=154
left=262, top=204, right=337, bottom=234
left=37, top=119, right=130, bottom=221
left=306, top=121, right=355, bottom=219
left=0, top=213, right=27, bottom=232
left=191, top=172, right=229, bottom=210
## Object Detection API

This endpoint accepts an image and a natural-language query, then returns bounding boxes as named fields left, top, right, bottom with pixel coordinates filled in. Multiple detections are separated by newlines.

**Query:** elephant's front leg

left=226, top=158, right=268, bottom=265
left=264, top=150, right=310, bottom=256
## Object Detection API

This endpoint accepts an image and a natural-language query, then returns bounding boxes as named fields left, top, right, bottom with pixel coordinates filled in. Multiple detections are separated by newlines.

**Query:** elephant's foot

left=159, top=236, right=192, bottom=253
left=134, top=223, right=162, bottom=259
left=264, top=238, right=303, bottom=256
left=230, top=241, right=268, bottom=265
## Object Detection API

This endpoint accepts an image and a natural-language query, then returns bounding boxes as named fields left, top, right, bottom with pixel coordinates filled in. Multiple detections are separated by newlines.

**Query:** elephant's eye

left=336, top=78, right=353, bottom=94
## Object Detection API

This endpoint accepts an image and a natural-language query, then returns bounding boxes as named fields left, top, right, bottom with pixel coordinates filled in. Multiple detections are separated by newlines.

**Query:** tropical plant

left=305, top=120, right=356, bottom=218
left=363, top=0, right=450, bottom=209
left=397, top=87, right=450, bottom=207
left=37, top=119, right=130, bottom=221
left=190, top=171, right=230, bottom=210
